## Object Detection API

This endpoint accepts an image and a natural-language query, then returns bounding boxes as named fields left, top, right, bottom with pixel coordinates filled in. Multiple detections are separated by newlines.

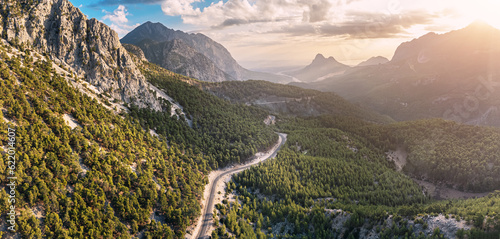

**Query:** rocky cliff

left=133, top=38, right=233, bottom=82
left=0, top=0, right=162, bottom=110
left=122, top=43, right=147, bottom=62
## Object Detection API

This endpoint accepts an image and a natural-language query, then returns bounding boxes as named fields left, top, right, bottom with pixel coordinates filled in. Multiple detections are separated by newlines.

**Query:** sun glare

left=457, top=0, right=500, bottom=29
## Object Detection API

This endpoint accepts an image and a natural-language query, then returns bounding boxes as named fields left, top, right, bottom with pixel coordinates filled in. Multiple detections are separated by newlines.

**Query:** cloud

left=90, top=0, right=163, bottom=7
left=103, top=5, right=129, bottom=24
left=159, top=0, right=442, bottom=39
left=161, top=0, right=339, bottom=29
left=302, top=0, right=333, bottom=22
left=271, top=10, right=440, bottom=38
left=102, top=5, right=140, bottom=36
left=212, top=17, right=291, bottom=29
left=161, top=0, right=202, bottom=16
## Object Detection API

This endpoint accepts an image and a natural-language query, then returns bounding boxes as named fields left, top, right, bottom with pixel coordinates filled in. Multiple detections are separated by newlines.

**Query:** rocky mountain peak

left=284, top=53, right=349, bottom=82
left=123, top=43, right=147, bottom=62
left=121, top=21, right=247, bottom=80
left=310, top=53, right=342, bottom=66
left=121, top=21, right=293, bottom=83
left=314, top=53, right=326, bottom=61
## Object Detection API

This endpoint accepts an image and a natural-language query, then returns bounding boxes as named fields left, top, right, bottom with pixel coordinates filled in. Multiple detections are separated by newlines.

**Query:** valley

left=1, top=0, right=500, bottom=238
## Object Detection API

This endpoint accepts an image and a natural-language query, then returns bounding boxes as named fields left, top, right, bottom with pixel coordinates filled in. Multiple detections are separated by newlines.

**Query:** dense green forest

left=235, top=129, right=428, bottom=206
left=0, top=41, right=202, bottom=238
left=0, top=40, right=275, bottom=238
left=211, top=115, right=500, bottom=238
left=284, top=116, right=500, bottom=192
left=130, top=61, right=277, bottom=169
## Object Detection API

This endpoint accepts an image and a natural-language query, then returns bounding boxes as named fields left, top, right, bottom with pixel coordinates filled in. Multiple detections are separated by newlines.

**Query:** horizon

left=3, top=1, right=500, bottom=238
left=69, top=0, right=500, bottom=69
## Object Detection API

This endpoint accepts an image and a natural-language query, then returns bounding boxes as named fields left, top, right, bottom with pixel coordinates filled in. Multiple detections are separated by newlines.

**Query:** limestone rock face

left=0, top=0, right=162, bottom=110
left=122, top=43, right=147, bottom=62
left=134, top=38, right=232, bottom=82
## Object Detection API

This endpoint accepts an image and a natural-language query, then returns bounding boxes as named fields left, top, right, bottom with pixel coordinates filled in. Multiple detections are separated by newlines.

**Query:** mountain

left=133, top=38, right=232, bottom=82
left=2, top=1, right=500, bottom=238
left=284, top=53, right=350, bottom=82
left=121, top=22, right=292, bottom=83
left=0, top=0, right=164, bottom=110
left=391, top=21, right=500, bottom=64
left=294, top=22, right=500, bottom=126
left=356, top=56, right=389, bottom=66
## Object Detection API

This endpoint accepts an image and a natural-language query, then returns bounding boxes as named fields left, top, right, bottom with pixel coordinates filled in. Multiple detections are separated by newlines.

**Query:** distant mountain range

left=121, top=22, right=292, bottom=83
left=282, top=54, right=389, bottom=83
left=292, top=21, right=500, bottom=127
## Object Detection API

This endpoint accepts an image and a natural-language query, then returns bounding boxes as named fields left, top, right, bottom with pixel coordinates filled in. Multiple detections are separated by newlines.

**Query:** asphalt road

left=195, top=133, right=287, bottom=239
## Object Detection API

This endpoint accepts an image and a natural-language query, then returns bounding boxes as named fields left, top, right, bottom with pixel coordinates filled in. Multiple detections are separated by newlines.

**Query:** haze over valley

left=1, top=0, right=500, bottom=238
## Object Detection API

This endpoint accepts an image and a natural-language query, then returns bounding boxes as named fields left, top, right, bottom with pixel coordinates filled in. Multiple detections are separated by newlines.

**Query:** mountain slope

left=285, top=53, right=350, bottom=82
left=121, top=21, right=292, bottom=83
left=122, top=21, right=244, bottom=80
left=296, top=22, right=500, bottom=126
left=134, top=38, right=232, bottom=82
left=0, top=38, right=203, bottom=238
left=0, top=0, right=162, bottom=110
left=0, top=1, right=279, bottom=238
left=356, top=56, right=389, bottom=66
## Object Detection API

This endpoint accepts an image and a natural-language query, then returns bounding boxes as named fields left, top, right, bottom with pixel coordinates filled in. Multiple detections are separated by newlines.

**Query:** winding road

left=194, top=133, right=287, bottom=239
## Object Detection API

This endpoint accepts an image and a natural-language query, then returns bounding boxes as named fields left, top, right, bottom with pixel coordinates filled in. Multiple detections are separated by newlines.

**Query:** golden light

left=456, top=0, right=500, bottom=29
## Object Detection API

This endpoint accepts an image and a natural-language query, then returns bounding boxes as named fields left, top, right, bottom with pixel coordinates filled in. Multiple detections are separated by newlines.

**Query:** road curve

left=195, top=133, right=287, bottom=239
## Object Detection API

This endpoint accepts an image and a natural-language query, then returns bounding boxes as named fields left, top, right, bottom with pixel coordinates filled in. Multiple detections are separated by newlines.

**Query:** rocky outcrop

left=122, top=43, right=147, bottom=62
left=134, top=38, right=233, bottom=82
left=0, top=0, right=162, bottom=110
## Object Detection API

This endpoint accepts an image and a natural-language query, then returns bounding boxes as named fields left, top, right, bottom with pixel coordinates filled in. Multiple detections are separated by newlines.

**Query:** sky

left=69, top=0, right=500, bottom=69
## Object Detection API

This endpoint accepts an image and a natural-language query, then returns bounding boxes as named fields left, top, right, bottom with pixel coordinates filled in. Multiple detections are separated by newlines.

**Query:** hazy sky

left=69, top=0, right=500, bottom=69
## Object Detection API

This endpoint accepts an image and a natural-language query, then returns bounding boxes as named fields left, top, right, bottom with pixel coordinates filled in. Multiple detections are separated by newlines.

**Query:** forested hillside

left=235, top=129, right=427, bottom=206
left=0, top=35, right=276, bottom=238
left=130, top=60, right=278, bottom=169
left=300, top=116, right=500, bottom=192
left=202, top=78, right=500, bottom=193
left=0, top=41, right=200, bottom=238
left=211, top=115, right=500, bottom=238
